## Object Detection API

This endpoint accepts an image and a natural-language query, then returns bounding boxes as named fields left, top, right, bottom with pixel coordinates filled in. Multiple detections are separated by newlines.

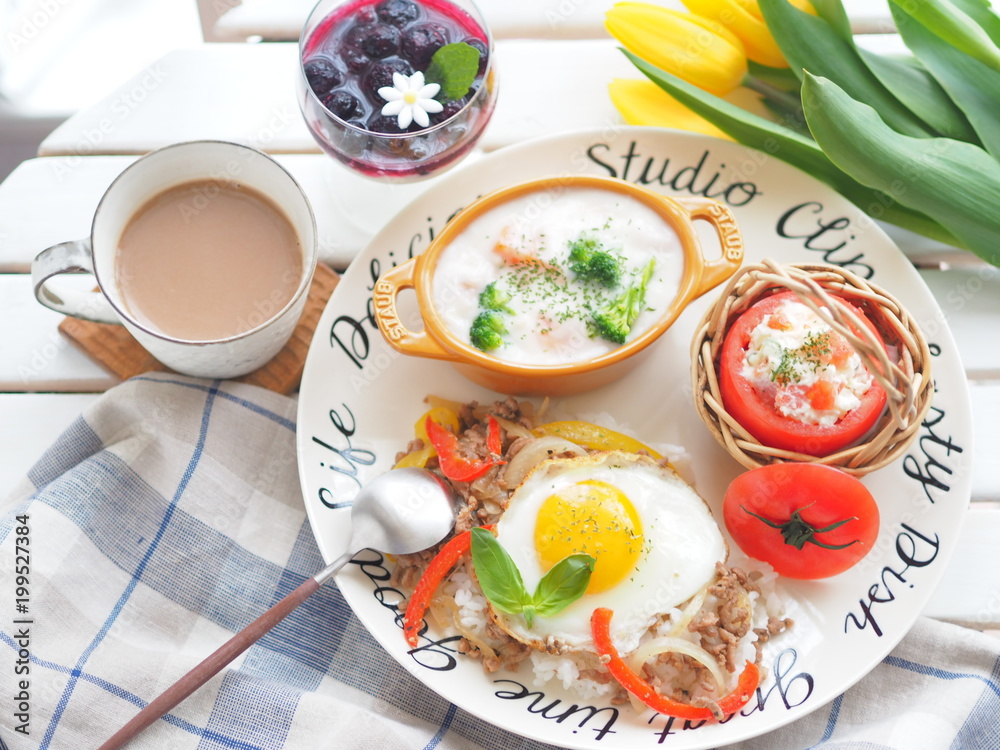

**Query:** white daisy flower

left=378, top=71, right=444, bottom=129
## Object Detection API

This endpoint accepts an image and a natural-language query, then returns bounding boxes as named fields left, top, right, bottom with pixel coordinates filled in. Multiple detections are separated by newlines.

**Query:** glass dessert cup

left=297, top=0, right=497, bottom=184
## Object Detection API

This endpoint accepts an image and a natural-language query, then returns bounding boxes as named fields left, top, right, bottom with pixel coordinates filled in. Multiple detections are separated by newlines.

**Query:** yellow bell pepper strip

left=394, top=407, right=461, bottom=469
left=591, top=607, right=760, bottom=719
left=605, top=2, right=748, bottom=96
left=404, top=525, right=495, bottom=647
left=609, top=79, right=732, bottom=139
left=424, top=414, right=504, bottom=482
left=681, top=0, right=814, bottom=68
left=534, top=420, right=662, bottom=460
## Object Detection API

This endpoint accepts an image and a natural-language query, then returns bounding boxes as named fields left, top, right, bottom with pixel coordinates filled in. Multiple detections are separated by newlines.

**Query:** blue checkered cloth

left=1, top=373, right=997, bottom=749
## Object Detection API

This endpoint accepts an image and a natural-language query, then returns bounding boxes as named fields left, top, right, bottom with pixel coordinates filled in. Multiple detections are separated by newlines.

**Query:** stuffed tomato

left=718, top=291, right=887, bottom=457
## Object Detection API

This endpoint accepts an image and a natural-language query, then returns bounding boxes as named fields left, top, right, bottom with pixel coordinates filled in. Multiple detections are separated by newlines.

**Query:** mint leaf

left=424, top=42, right=481, bottom=102
left=470, top=527, right=531, bottom=616
left=532, top=554, right=595, bottom=619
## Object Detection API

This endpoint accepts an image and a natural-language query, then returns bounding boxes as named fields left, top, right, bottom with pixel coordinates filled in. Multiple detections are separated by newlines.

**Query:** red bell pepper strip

left=424, top=414, right=505, bottom=482
left=590, top=607, right=759, bottom=720
left=404, top=525, right=495, bottom=647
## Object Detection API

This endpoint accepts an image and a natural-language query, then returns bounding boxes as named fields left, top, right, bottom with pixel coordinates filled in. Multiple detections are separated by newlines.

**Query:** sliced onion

left=430, top=594, right=498, bottom=662
left=426, top=395, right=465, bottom=414
left=492, top=415, right=534, bottom=441
left=627, top=636, right=729, bottom=698
left=502, top=435, right=586, bottom=487
left=668, top=584, right=710, bottom=638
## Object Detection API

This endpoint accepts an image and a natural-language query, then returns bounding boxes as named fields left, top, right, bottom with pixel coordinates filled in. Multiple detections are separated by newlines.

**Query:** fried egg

left=489, top=451, right=727, bottom=654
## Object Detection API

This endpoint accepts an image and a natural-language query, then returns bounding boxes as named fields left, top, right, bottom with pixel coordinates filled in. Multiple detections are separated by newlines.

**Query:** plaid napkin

left=1, top=373, right=997, bottom=750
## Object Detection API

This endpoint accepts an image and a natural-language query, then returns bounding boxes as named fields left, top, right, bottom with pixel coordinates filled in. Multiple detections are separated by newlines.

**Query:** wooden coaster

left=58, top=263, right=340, bottom=395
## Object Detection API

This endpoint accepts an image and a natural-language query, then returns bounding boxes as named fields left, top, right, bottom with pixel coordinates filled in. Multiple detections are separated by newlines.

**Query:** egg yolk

left=534, top=480, right=644, bottom=594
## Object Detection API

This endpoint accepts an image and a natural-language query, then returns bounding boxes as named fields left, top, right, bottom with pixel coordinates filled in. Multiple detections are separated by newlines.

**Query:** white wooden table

left=2, top=2, right=998, bottom=631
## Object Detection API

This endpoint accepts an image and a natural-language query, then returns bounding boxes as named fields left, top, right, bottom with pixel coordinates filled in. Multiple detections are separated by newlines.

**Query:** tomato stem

left=740, top=504, right=860, bottom=551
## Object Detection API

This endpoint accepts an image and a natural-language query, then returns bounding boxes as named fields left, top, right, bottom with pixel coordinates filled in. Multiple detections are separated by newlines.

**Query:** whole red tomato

left=723, top=463, right=879, bottom=579
left=718, top=291, right=888, bottom=457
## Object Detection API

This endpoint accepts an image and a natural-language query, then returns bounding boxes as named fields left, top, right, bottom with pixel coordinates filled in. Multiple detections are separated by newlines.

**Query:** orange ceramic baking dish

left=373, top=175, right=744, bottom=396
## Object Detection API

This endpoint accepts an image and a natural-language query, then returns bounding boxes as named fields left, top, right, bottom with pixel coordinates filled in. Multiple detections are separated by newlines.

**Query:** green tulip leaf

left=891, top=1, right=1000, bottom=157
left=888, top=0, right=1000, bottom=73
left=949, top=0, right=1000, bottom=46
left=623, top=50, right=958, bottom=245
left=806, top=0, right=853, bottom=39
left=802, top=72, right=1000, bottom=266
left=757, top=0, right=935, bottom=138
left=857, top=49, right=979, bottom=142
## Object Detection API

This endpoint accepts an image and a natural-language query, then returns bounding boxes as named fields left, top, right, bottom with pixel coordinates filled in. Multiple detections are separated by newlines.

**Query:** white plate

left=296, top=128, right=973, bottom=749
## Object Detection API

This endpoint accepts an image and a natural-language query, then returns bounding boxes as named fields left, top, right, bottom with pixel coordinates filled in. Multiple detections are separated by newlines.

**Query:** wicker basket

left=690, top=260, right=933, bottom=476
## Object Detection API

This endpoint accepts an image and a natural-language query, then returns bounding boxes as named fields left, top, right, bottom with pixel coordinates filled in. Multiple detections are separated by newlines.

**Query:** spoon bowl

left=99, top=467, right=459, bottom=749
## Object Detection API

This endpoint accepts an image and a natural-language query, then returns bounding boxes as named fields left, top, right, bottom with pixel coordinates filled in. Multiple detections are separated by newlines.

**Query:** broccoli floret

left=568, top=236, right=622, bottom=287
left=591, top=259, right=655, bottom=344
left=478, top=281, right=513, bottom=313
left=469, top=310, right=508, bottom=351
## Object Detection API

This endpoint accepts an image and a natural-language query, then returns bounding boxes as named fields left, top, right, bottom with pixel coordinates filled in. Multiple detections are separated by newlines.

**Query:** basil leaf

left=470, top=527, right=531, bottom=616
left=424, top=42, right=480, bottom=102
left=532, top=553, right=595, bottom=619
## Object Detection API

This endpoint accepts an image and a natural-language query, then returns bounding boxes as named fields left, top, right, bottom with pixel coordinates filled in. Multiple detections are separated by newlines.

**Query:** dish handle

left=373, top=259, right=458, bottom=362
left=677, top=196, right=745, bottom=297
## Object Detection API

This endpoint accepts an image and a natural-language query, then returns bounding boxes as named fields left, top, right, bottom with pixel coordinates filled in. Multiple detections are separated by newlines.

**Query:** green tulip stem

left=742, top=74, right=803, bottom=114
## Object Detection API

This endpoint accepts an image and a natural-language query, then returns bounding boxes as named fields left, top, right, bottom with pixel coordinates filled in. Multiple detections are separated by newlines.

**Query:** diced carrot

left=807, top=379, right=837, bottom=411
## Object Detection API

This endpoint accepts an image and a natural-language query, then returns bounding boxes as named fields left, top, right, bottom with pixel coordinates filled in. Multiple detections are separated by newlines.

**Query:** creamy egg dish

left=392, top=398, right=791, bottom=719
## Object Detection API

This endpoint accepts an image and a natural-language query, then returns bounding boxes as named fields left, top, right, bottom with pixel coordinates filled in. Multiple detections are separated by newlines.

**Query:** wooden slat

left=211, top=0, right=896, bottom=43
left=0, top=152, right=457, bottom=271
left=969, top=382, right=1000, bottom=502
left=37, top=40, right=638, bottom=158
left=918, top=267, right=1000, bottom=380
left=0, top=274, right=117, bottom=392
left=0, top=392, right=100, bottom=501
left=921, top=504, right=1000, bottom=627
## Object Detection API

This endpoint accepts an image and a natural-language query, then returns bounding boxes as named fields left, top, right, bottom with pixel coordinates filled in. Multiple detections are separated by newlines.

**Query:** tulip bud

left=609, top=79, right=732, bottom=139
left=682, top=0, right=816, bottom=68
left=605, top=2, right=748, bottom=96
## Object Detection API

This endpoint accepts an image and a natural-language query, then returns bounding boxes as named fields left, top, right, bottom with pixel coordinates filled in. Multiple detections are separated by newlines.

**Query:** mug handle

left=676, top=196, right=745, bottom=297
left=32, top=239, right=120, bottom=325
left=373, top=259, right=458, bottom=361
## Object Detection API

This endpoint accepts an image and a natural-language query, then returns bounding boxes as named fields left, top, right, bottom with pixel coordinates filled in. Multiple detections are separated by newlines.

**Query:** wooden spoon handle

left=98, top=576, right=321, bottom=749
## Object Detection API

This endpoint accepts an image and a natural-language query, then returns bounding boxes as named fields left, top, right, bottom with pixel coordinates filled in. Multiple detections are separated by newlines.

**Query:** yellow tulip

left=732, top=0, right=814, bottom=22
left=608, top=79, right=732, bottom=140
left=682, top=0, right=815, bottom=68
left=605, top=2, right=748, bottom=96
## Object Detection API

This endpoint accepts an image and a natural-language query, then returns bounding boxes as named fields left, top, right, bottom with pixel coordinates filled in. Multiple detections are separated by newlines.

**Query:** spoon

left=98, top=467, right=458, bottom=750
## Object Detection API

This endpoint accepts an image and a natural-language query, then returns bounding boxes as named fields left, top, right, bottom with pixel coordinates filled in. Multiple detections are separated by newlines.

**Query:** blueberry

left=304, top=57, right=343, bottom=93
left=361, top=24, right=400, bottom=59
left=432, top=99, right=465, bottom=124
left=401, top=23, right=448, bottom=67
left=364, top=58, right=414, bottom=98
left=376, top=0, right=419, bottom=27
left=368, top=114, right=407, bottom=134
left=322, top=90, right=362, bottom=120
left=354, top=7, right=378, bottom=25
left=341, top=47, right=369, bottom=73
left=463, top=37, right=488, bottom=73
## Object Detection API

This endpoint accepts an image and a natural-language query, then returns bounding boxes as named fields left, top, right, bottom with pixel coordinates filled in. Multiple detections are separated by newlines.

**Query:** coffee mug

left=32, top=140, right=318, bottom=379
